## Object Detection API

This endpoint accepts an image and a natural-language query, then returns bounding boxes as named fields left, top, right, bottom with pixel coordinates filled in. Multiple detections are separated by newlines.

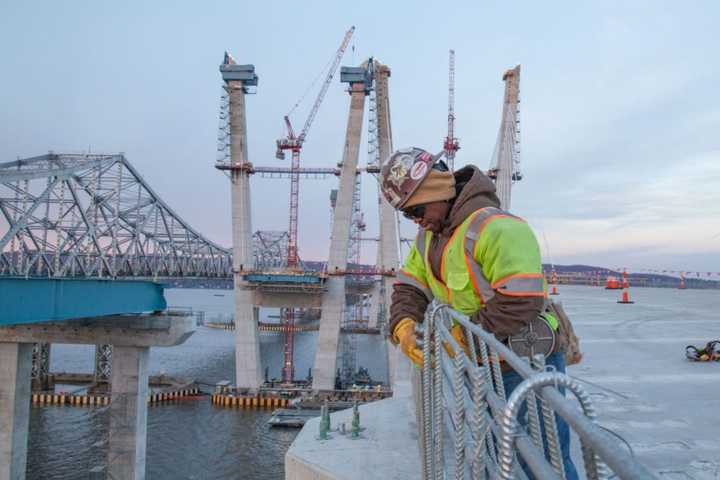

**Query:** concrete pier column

left=374, top=62, right=400, bottom=384
left=0, top=342, right=32, bottom=480
left=107, top=346, right=149, bottom=480
left=220, top=56, right=263, bottom=390
left=313, top=81, right=367, bottom=391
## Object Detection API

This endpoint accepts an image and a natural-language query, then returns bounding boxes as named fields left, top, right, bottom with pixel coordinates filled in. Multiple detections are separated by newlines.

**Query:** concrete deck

left=286, top=286, right=720, bottom=479
left=286, top=349, right=421, bottom=480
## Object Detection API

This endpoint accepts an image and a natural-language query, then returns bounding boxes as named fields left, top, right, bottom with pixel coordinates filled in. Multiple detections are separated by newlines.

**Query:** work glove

left=449, top=324, right=471, bottom=358
left=450, top=323, right=507, bottom=364
left=392, top=318, right=424, bottom=367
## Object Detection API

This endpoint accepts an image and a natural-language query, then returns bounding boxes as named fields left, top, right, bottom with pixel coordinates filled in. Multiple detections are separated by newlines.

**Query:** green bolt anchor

left=351, top=401, right=361, bottom=439
left=324, top=399, right=331, bottom=431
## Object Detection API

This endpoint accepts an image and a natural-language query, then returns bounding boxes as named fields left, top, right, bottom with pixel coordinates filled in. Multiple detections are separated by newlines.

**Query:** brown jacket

left=389, top=166, right=544, bottom=341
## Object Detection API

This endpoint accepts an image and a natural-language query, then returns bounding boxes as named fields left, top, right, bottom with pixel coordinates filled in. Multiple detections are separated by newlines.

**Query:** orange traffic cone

left=617, top=270, right=634, bottom=304
left=549, top=268, right=559, bottom=295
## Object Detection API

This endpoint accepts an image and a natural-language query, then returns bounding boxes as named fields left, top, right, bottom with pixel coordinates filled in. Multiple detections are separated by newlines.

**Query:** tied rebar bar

left=414, top=301, right=656, bottom=480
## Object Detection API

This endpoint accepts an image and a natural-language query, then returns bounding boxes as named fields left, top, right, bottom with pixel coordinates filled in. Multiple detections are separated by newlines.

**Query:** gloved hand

left=449, top=324, right=507, bottom=364
left=392, top=318, right=424, bottom=367
left=449, top=324, right=471, bottom=358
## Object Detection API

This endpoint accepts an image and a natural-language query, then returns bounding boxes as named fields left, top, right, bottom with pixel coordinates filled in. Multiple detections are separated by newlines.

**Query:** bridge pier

left=0, top=312, right=195, bottom=480
left=312, top=75, right=368, bottom=391
left=372, top=62, right=399, bottom=384
left=0, top=343, right=32, bottom=480
left=107, top=345, right=149, bottom=480
left=218, top=54, right=263, bottom=390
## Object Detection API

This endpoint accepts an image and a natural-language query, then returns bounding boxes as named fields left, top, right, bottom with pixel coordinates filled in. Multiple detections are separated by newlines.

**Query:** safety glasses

left=402, top=204, right=426, bottom=220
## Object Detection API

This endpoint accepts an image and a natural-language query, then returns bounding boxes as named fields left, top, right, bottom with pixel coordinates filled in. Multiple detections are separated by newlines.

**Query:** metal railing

left=416, top=303, right=657, bottom=480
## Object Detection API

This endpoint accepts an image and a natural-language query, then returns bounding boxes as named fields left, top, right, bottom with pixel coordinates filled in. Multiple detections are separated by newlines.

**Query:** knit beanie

left=404, top=169, right=456, bottom=208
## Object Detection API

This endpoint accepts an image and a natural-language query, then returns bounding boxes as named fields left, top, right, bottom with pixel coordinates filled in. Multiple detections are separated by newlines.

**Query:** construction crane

left=275, top=26, right=354, bottom=384
left=276, top=26, right=355, bottom=269
left=443, top=49, right=460, bottom=170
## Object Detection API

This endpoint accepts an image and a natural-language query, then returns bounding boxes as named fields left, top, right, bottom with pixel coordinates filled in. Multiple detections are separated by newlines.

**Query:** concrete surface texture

left=226, top=74, right=263, bottom=390
left=312, top=82, right=367, bottom=391
left=107, top=346, right=150, bottom=480
left=0, top=343, right=32, bottom=480
left=288, top=348, right=421, bottom=480
left=563, top=285, right=720, bottom=479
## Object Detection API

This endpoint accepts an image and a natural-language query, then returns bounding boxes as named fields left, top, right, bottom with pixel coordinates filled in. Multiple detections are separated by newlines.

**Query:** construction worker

left=381, top=147, right=578, bottom=479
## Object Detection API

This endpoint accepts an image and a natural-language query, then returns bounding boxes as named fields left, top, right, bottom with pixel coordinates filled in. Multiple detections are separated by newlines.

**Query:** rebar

left=416, top=304, right=656, bottom=480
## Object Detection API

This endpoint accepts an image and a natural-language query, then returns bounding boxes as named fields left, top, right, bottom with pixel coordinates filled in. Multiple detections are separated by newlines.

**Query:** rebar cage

left=415, top=303, right=656, bottom=480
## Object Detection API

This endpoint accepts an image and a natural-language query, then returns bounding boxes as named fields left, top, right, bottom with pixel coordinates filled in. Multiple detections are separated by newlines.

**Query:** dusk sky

left=1, top=1, right=718, bottom=274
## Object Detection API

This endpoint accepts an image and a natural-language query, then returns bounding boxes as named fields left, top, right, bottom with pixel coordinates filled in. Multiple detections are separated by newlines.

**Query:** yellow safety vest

left=396, top=207, right=549, bottom=317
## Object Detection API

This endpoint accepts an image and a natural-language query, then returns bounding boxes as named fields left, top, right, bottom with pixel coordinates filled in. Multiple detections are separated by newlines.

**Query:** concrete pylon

left=372, top=62, right=401, bottom=384
left=107, top=346, right=149, bottom=480
left=491, top=65, right=521, bottom=211
left=0, top=343, right=32, bottom=480
left=219, top=56, right=263, bottom=390
left=312, top=80, right=368, bottom=391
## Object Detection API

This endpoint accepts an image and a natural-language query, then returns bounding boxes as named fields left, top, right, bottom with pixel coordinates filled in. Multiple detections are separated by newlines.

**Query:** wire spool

left=507, top=315, right=556, bottom=359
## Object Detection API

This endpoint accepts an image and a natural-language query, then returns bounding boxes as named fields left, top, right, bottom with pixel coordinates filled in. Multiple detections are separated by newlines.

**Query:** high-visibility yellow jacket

left=396, top=206, right=549, bottom=319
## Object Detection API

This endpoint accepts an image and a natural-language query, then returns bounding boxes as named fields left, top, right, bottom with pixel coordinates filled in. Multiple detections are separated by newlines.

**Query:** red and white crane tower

left=276, top=26, right=355, bottom=269
left=274, top=26, right=354, bottom=384
left=443, top=49, right=460, bottom=170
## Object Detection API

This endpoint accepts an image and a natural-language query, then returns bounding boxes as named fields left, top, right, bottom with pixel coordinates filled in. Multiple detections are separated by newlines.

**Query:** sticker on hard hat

left=409, top=161, right=428, bottom=180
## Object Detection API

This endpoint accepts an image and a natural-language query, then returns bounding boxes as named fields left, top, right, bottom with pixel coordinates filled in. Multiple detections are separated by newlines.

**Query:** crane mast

left=276, top=26, right=355, bottom=269
left=443, top=49, right=460, bottom=170
left=274, top=27, right=354, bottom=384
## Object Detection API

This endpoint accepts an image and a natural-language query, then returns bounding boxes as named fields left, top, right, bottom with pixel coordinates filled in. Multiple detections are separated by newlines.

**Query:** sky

left=1, top=1, right=718, bottom=273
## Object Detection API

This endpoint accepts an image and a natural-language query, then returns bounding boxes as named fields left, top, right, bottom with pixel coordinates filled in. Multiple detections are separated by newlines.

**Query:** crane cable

left=285, top=48, right=337, bottom=120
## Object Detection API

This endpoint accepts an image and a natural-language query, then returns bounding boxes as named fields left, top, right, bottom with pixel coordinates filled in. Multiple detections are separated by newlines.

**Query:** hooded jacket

left=389, top=165, right=545, bottom=340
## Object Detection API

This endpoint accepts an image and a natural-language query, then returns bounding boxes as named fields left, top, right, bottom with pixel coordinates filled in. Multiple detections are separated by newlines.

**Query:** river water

left=26, top=288, right=388, bottom=480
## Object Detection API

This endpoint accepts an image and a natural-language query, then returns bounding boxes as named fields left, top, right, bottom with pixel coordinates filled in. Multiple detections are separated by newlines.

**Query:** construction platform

left=286, top=286, right=720, bottom=479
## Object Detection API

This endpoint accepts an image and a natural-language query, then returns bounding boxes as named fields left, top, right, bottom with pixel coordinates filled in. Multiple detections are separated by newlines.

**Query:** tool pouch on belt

left=547, top=299, right=583, bottom=366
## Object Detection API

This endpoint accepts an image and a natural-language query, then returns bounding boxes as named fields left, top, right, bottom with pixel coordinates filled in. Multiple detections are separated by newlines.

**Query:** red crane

left=443, top=49, right=460, bottom=170
left=276, top=26, right=355, bottom=269
left=275, top=26, right=354, bottom=384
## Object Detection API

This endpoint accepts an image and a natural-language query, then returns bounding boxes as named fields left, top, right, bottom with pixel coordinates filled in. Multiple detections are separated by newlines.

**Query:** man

left=380, top=147, right=578, bottom=479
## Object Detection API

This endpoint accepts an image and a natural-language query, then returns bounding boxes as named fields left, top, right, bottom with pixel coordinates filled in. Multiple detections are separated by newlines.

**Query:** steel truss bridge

left=0, top=153, right=232, bottom=279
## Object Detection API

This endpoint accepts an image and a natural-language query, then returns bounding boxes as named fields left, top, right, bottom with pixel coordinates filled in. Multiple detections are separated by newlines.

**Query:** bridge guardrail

left=416, top=303, right=657, bottom=480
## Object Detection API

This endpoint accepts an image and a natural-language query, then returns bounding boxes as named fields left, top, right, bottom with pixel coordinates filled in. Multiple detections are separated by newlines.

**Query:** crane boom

left=275, top=26, right=355, bottom=269
left=297, top=26, right=355, bottom=144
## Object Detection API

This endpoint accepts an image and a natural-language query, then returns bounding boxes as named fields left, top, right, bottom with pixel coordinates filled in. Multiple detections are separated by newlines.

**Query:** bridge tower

left=488, top=65, right=522, bottom=210
left=312, top=63, right=372, bottom=391
left=218, top=53, right=263, bottom=390
left=370, top=61, right=400, bottom=382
